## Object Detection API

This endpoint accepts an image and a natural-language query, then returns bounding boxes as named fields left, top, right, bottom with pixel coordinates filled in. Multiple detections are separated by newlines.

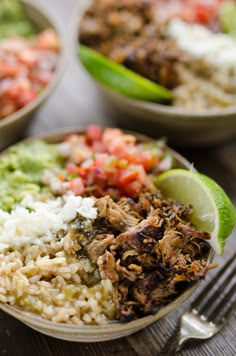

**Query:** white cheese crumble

left=167, top=18, right=236, bottom=70
left=0, top=194, right=97, bottom=251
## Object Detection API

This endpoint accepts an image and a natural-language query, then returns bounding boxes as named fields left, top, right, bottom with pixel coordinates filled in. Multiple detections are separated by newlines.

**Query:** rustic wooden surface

left=0, top=0, right=236, bottom=355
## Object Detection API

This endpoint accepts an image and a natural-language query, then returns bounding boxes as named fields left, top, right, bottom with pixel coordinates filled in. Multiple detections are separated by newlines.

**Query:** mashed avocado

left=0, top=0, right=37, bottom=38
left=0, top=140, right=63, bottom=211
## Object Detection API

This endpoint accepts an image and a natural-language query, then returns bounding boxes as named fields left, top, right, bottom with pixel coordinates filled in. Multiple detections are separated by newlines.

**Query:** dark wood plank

left=0, top=1, right=235, bottom=355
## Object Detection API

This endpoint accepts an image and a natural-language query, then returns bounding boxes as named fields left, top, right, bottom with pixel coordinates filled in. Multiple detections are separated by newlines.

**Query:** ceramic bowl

left=75, top=1, right=236, bottom=147
left=0, top=129, right=214, bottom=342
left=0, top=0, right=64, bottom=150
left=96, top=86, right=236, bottom=147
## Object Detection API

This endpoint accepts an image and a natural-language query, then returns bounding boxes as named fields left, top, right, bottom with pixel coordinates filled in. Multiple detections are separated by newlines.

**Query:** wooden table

left=0, top=1, right=236, bottom=355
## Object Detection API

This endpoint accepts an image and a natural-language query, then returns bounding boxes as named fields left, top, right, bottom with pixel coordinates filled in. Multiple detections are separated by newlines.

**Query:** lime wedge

left=155, top=169, right=236, bottom=255
left=78, top=45, right=173, bottom=102
left=219, top=0, right=236, bottom=39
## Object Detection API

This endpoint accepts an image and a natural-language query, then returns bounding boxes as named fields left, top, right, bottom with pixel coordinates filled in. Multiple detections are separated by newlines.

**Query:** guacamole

left=0, top=140, right=63, bottom=211
left=0, top=0, right=37, bottom=38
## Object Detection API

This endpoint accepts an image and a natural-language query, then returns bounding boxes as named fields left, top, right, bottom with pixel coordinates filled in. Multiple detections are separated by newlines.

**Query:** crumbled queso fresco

left=167, top=18, right=236, bottom=71
left=0, top=194, right=97, bottom=252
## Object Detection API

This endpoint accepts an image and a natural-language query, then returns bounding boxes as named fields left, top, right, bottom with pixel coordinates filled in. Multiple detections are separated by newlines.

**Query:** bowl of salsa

left=0, top=0, right=64, bottom=149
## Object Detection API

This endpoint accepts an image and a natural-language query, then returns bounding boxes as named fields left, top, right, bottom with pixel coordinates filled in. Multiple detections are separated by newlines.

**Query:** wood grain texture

left=0, top=0, right=236, bottom=355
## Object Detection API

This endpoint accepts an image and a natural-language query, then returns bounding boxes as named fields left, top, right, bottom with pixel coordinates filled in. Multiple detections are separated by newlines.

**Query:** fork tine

left=208, top=283, right=236, bottom=323
left=191, top=252, right=236, bottom=311
left=199, top=264, right=236, bottom=316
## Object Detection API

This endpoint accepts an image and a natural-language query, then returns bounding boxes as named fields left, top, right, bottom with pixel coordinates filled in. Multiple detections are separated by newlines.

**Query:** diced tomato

left=107, top=169, right=119, bottom=186
left=119, top=169, right=138, bottom=186
left=92, top=140, right=106, bottom=153
left=66, top=162, right=79, bottom=174
left=36, top=29, right=60, bottom=51
left=180, top=8, right=195, bottom=23
left=86, top=125, right=103, bottom=142
left=69, top=178, right=84, bottom=196
left=0, top=29, right=59, bottom=121
left=122, top=150, right=138, bottom=164
left=0, top=63, right=24, bottom=77
left=8, top=78, right=31, bottom=98
left=77, top=168, right=88, bottom=179
left=135, top=165, right=149, bottom=185
left=30, top=71, right=52, bottom=86
left=108, top=137, right=128, bottom=157
left=16, top=88, right=37, bottom=107
left=57, top=126, right=172, bottom=199
left=102, top=128, right=125, bottom=151
left=92, top=169, right=107, bottom=182
left=123, top=180, right=143, bottom=197
left=19, top=49, right=37, bottom=67
left=194, top=3, right=213, bottom=24
left=94, top=153, right=110, bottom=168
left=139, top=151, right=159, bottom=171
left=154, top=0, right=222, bottom=28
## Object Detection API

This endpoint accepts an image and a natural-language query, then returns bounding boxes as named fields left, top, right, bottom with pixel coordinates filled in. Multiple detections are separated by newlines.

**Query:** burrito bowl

left=0, top=126, right=232, bottom=341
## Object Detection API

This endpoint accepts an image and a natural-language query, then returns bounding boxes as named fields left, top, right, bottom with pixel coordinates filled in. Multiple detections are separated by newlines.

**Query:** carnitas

left=79, top=0, right=189, bottom=89
left=65, top=190, right=214, bottom=321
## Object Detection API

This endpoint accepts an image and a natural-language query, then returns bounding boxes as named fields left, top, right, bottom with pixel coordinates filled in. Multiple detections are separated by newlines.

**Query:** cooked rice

left=173, top=63, right=236, bottom=110
left=0, top=237, right=116, bottom=324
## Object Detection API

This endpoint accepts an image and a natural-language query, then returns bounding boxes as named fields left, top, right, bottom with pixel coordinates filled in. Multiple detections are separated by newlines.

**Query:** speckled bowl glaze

left=0, top=129, right=215, bottom=342
left=0, top=0, right=64, bottom=150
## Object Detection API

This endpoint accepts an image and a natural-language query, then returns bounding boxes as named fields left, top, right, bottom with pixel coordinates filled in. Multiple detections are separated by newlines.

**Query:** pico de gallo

left=0, top=0, right=60, bottom=120
left=153, top=0, right=225, bottom=30
left=0, top=125, right=173, bottom=211
left=41, top=125, right=173, bottom=200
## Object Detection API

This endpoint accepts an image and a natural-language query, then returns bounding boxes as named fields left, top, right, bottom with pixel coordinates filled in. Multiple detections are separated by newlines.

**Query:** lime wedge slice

left=78, top=45, right=173, bottom=102
left=155, top=169, right=236, bottom=255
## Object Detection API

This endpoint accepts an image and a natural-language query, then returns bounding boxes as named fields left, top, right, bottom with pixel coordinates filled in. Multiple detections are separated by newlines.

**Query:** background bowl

left=96, top=86, right=236, bottom=147
left=0, top=0, right=64, bottom=150
left=76, top=0, right=236, bottom=147
left=0, top=129, right=214, bottom=342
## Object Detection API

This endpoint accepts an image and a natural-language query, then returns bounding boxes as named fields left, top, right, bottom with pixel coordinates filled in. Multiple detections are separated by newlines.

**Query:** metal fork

left=161, top=252, right=236, bottom=355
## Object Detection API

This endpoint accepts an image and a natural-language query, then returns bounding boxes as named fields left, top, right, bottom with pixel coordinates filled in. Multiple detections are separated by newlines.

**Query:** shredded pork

left=65, top=189, right=212, bottom=321
left=79, top=0, right=189, bottom=89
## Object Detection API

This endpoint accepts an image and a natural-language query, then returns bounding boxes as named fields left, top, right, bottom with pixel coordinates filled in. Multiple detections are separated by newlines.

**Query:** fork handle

left=160, top=328, right=188, bottom=355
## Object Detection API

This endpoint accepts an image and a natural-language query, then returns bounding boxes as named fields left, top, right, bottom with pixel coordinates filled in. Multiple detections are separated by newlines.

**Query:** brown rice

left=0, top=237, right=116, bottom=325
